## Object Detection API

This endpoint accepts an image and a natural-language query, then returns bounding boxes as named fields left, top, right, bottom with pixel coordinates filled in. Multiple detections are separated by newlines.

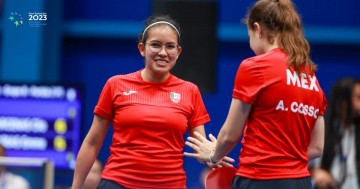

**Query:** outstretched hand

left=183, top=131, right=235, bottom=168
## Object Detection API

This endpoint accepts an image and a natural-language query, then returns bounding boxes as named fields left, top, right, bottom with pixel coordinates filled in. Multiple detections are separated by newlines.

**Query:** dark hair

left=326, top=78, right=360, bottom=128
left=321, top=77, right=360, bottom=183
left=245, top=0, right=317, bottom=75
left=138, top=15, right=181, bottom=44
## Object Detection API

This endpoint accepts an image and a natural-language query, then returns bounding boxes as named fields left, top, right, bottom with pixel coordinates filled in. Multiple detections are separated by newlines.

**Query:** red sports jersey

left=94, top=70, right=210, bottom=188
left=233, top=48, right=327, bottom=179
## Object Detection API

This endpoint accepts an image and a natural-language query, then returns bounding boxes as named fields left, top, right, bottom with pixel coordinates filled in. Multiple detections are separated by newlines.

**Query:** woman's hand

left=312, top=168, right=336, bottom=189
left=183, top=131, right=235, bottom=168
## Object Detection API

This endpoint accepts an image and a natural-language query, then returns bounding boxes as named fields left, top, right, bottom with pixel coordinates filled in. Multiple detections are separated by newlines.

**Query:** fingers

left=193, top=131, right=208, bottom=142
left=209, top=133, right=217, bottom=142
left=185, top=141, right=200, bottom=151
left=221, top=161, right=234, bottom=167
left=223, top=156, right=235, bottom=163
left=187, top=134, right=212, bottom=151
left=187, top=136, right=201, bottom=146
left=183, top=152, right=199, bottom=158
left=204, top=161, right=219, bottom=169
left=203, top=159, right=235, bottom=169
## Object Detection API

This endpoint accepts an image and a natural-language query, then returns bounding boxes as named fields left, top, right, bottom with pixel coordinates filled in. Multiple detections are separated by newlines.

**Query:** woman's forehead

left=148, top=24, right=177, bottom=35
left=146, top=25, right=178, bottom=41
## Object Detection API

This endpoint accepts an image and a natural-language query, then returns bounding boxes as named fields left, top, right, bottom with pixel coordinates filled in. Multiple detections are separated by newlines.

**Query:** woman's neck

left=141, top=69, right=169, bottom=83
left=264, top=40, right=279, bottom=53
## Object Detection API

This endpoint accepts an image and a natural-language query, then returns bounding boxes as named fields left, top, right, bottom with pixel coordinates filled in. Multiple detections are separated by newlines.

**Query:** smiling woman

left=70, top=15, right=232, bottom=189
left=137, top=16, right=183, bottom=83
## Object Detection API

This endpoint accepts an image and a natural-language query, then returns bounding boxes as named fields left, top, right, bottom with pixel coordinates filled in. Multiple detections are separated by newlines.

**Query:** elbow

left=315, top=143, right=324, bottom=158
left=308, top=146, right=323, bottom=160
left=314, top=148, right=323, bottom=159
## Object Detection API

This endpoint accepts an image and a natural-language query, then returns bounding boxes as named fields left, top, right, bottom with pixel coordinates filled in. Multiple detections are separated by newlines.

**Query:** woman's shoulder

left=240, top=48, right=286, bottom=69
left=107, top=71, right=140, bottom=82
left=246, top=47, right=283, bottom=60
left=170, top=74, right=200, bottom=92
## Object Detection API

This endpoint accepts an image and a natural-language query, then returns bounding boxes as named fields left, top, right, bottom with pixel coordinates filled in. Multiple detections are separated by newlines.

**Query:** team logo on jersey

left=170, top=92, right=181, bottom=103
left=123, top=90, right=137, bottom=96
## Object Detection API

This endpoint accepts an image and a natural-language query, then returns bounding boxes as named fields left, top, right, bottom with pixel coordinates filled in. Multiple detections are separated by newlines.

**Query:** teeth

left=156, top=60, right=166, bottom=65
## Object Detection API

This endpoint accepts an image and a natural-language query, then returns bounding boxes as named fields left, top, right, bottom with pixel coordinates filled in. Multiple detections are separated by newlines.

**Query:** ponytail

left=246, top=0, right=317, bottom=74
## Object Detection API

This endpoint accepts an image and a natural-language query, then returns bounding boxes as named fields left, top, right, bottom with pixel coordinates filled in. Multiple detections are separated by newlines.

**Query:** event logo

left=28, top=12, right=48, bottom=27
left=8, top=12, right=24, bottom=27
left=8, top=11, right=48, bottom=27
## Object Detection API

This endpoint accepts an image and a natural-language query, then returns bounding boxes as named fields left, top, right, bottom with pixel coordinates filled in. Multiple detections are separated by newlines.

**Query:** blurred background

left=0, top=0, right=359, bottom=188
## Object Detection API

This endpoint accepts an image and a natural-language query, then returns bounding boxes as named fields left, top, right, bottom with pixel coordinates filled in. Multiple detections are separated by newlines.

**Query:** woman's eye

left=166, top=45, right=176, bottom=49
left=150, top=43, right=161, bottom=48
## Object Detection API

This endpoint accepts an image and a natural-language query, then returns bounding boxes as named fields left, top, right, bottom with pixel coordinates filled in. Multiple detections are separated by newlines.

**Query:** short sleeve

left=232, top=59, right=264, bottom=104
left=94, top=78, right=114, bottom=120
left=318, top=92, right=328, bottom=116
left=188, top=86, right=210, bottom=128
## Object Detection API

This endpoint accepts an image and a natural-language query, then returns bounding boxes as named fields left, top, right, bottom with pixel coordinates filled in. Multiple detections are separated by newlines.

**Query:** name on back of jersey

left=275, top=69, right=320, bottom=119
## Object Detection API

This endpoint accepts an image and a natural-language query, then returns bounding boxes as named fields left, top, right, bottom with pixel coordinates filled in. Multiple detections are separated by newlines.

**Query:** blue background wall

left=1, top=0, right=360, bottom=188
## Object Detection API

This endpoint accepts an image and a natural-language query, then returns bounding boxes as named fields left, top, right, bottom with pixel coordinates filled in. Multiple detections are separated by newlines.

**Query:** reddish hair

left=245, top=0, right=317, bottom=74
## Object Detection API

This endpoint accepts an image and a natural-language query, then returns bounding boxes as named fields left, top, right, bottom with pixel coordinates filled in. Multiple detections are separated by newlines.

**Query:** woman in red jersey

left=184, top=0, right=327, bottom=188
left=71, top=15, right=233, bottom=189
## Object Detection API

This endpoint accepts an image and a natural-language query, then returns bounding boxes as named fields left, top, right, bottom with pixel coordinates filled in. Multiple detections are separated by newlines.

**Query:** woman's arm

left=308, top=115, right=325, bottom=160
left=184, top=98, right=251, bottom=165
left=189, top=126, right=207, bottom=163
left=189, top=125, right=206, bottom=139
left=71, top=114, right=111, bottom=189
left=211, top=98, right=252, bottom=162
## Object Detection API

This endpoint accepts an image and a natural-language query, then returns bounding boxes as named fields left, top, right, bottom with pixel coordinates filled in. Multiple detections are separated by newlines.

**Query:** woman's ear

left=177, top=46, right=183, bottom=56
left=138, top=43, right=145, bottom=57
left=253, top=22, right=263, bottom=38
